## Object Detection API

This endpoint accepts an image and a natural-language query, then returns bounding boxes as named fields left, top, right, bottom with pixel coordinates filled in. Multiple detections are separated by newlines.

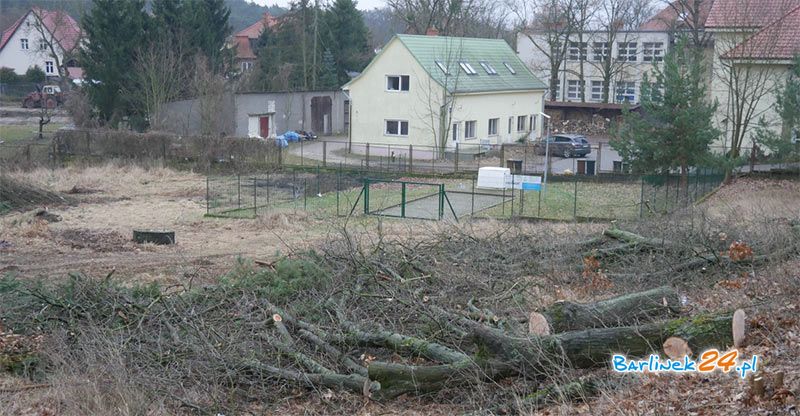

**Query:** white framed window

left=503, top=62, right=516, bottom=74
left=643, top=42, right=664, bottom=62
left=386, top=75, right=410, bottom=91
left=45, top=61, right=54, bottom=74
left=39, top=39, right=47, bottom=50
left=568, top=42, right=587, bottom=61
left=479, top=61, right=497, bottom=75
left=435, top=60, right=450, bottom=75
left=567, top=79, right=584, bottom=100
left=464, top=120, right=477, bottom=139
left=385, top=120, right=409, bottom=136
left=590, top=80, right=603, bottom=101
left=615, top=81, right=636, bottom=102
left=529, top=115, right=536, bottom=132
left=592, top=42, right=609, bottom=61
left=459, top=61, right=477, bottom=75
left=20, top=38, right=29, bottom=50
left=241, top=61, right=253, bottom=71
left=508, top=117, right=513, bottom=134
left=452, top=122, right=459, bottom=141
left=488, top=118, right=498, bottom=135
left=517, top=115, right=526, bottom=132
left=617, top=42, right=637, bottom=61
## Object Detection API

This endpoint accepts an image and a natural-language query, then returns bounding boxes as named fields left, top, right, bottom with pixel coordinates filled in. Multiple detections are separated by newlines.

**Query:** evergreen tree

left=319, top=48, right=339, bottom=88
left=183, top=0, right=233, bottom=73
left=325, top=0, right=370, bottom=84
left=611, top=38, right=720, bottom=188
left=80, top=0, right=148, bottom=125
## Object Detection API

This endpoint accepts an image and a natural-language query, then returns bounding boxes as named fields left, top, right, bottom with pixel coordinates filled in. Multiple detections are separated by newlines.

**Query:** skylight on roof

left=459, top=61, right=477, bottom=75
left=503, top=62, right=516, bottom=74
left=479, top=61, right=497, bottom=75
left=435, top=59, right=450, bottom=75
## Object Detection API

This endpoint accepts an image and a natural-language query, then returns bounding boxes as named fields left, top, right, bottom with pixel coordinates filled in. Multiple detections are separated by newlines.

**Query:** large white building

left=343, top=33, right=547, bottom=155
left=0, top=7, right=82, bottom=80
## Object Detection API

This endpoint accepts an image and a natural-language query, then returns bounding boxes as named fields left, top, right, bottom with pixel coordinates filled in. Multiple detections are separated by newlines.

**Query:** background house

left=0, top=7, right=81, bottom=80
left=231, top=12, right=278, bottom=73
left=343, top=33, right=547, bottom=157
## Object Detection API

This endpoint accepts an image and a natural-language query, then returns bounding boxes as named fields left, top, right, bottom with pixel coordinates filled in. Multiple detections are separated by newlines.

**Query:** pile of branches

left=1, top=216, right=798, bottom=413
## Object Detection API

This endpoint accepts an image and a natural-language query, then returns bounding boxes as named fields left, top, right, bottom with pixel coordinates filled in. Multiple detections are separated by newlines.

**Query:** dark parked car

left=534, top=134, right=592, bottom=158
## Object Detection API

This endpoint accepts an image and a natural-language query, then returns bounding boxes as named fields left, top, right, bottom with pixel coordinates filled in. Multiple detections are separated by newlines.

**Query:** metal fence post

left=511, top=174, right=515, bottom=217
left=471, top=176, right=476, bottom=216
left=537, top=186, right=542, bottom=217
left=573, top=173, right=578, bottom=220
left=401, top=182, right=406, bottom=218
left=409, top=145, right=413, bottom=173
left=365, top=143, right=370, bottom=168
left=455, top=143, right=459, bottom=173
left=253, top=177, right=257, bottom=217
left=363, top=179, right=370, bottom=214
left=520, top=188, right=525, bottom=216
left=439, top=183, right=445, bottom=220
left=323, top=141, right=327, bottom=167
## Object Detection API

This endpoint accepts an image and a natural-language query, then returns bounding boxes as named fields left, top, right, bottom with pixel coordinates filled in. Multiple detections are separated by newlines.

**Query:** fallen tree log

left=603, top=228, right=673, bottom=247
left=472, top=312, right=735, bottom=373
left=539, top=286, right=681, bottom=333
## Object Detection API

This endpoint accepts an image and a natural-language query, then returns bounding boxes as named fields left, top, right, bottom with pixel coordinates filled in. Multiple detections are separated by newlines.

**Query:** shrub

left=24, top=65, right=46, bottom=83
left=0, top=67, right=20, bottom=83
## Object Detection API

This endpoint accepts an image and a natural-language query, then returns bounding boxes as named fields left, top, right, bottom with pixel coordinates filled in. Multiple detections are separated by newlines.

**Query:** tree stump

left=133, top=229, right=175, bottom=245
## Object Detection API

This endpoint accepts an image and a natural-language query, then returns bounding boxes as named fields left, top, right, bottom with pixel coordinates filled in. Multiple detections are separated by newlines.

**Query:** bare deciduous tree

left=128, top=42, right=188, bottom=131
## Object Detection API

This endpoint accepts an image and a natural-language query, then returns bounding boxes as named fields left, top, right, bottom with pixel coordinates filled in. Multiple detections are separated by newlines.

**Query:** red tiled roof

left=66, top=66, right=84, bottom=79
left=639, top=0, right=713, bottom=31
left=722, top=4, right=800, bottom=60
left=705, top=0, right=800, bottom=28
left=0, top=7, right=81, bottom=53
left=236, top=12, right=278, bottom=40
left=0, top=13, right=28, bottom=50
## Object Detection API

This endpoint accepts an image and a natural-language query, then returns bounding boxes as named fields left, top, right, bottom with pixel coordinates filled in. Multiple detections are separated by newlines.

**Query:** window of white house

left=592, top=42, right=609, bottom=61
left=435, top=60, right=450, bottom=75
left=480, top=61, right=497, bottom=75
left=529, top=115, right=536, bottom=132
left=39, top=39, right=47, bottom=50
left=488, top=118, right=498, bottom=135
left=385, top=120, right=409, bottom=136
left=568, top=42, right=587, bottom=61
left=567, top=79, right=584, bottom=100
left=508, top=117, right=513, bottom=134
left=591, top=80, right=603, bottom=101
left=452, top=122, right=460, bottom=141
left=615, top=81, right=636, bottom=102
left=386, top=75, right=410, bottom=91
left=617, top=42, right=637, bottom=61
left=241, top=61, right=253, bottom=71
left=503, top=62, right=516, bottom=74
left=45, top=61, right=54, bottom=74
left=459, top=61, right=477, bottom=75
left=20, top=38, right=29, bottom=50
left=464, top=120, right=477, bottom=138
left=643, top=42, right=664, bottom=62
left=517, top=115, right=526, bottom=132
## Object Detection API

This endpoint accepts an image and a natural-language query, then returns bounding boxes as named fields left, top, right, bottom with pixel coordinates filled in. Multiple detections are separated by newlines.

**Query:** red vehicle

left=22, top=85, right=64, bottom=109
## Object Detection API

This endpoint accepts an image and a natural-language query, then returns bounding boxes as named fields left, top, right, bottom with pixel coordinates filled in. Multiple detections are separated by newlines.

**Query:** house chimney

left=426, top=27, right=439, bottom=36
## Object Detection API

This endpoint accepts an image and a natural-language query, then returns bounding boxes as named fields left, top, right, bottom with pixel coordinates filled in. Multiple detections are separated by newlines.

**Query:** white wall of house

left=517, top=31, right=671, bottom=103
left=0, top=11, right=64, bottom=76
left=708, top=30, right=789, bottom=151
left=345, top=37, right=444, bottom=148
left=346, top=37, right=546, bottom=151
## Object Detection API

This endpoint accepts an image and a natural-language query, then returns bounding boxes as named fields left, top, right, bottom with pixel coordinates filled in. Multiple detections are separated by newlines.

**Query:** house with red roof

left=0, top=7, right=83, bottom=81
left=706, top=0, right=800, bottom=150
left=230, top=12, right=278, bottom=73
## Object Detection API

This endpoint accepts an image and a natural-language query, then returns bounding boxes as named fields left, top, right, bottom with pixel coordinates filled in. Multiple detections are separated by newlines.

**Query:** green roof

left=395, top=34, right=547, bottom=94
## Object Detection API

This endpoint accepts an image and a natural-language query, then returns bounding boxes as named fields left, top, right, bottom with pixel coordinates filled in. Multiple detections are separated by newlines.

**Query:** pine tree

left=325, top=0, right=370, bottom=84
left=319, top=48, right=339, bottom=88
left=183, top=0, right=233, bottom=73
left=611, top=38, right=720, bottom=188
left=80, top=0, right=148, bottom=125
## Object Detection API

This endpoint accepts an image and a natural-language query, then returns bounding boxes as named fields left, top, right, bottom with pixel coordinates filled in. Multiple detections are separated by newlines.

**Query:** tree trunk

left=540, top=286, right=681, bottom=333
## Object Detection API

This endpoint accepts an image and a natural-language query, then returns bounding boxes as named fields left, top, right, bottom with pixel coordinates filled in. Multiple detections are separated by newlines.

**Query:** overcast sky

left=251, top=0, right=387, bottom=10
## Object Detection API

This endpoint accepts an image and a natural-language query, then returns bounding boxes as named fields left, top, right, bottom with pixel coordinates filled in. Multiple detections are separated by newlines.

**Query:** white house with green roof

left=343, top=34, right=548, bottom=155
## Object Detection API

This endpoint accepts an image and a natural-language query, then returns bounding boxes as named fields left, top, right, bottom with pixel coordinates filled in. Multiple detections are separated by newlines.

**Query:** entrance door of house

left=259, top=116, right=270, bottom=138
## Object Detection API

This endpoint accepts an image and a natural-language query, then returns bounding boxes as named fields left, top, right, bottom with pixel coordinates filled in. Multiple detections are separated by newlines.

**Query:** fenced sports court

left=205, top=166, right=726, bottom=221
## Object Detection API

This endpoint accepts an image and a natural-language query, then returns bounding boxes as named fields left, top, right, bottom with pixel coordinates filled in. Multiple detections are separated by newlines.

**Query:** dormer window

left=503, top=62, right=516, bottom=74
left=459, top=61, right=477, bottom=75
left=479, top=61, right=497, bottom=75
left=435, top=59, right=449, bottom=75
